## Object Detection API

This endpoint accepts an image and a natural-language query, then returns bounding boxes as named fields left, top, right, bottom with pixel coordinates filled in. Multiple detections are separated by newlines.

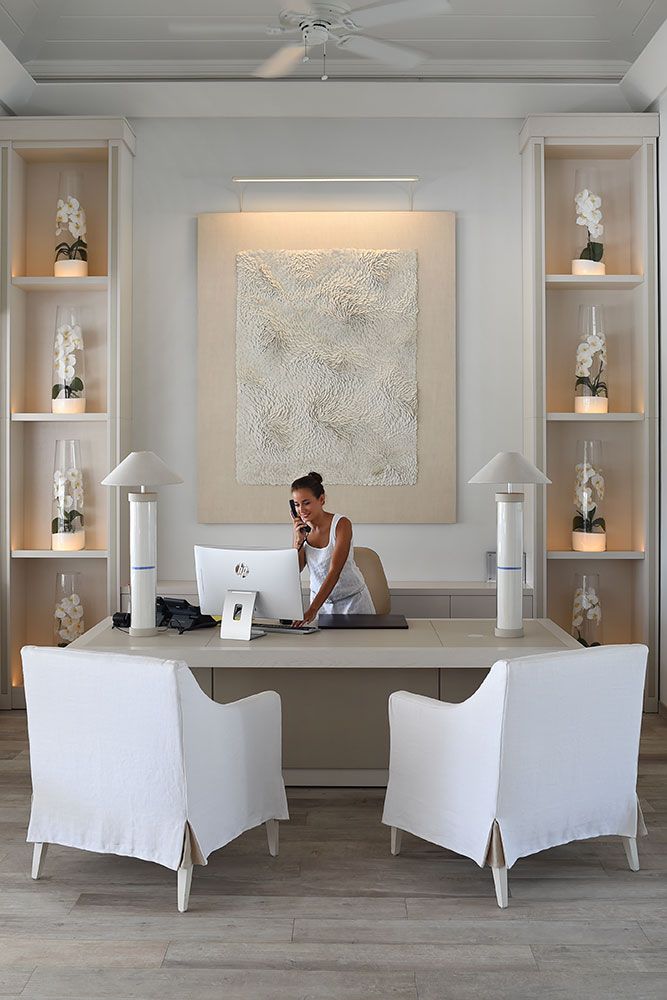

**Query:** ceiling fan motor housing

left=280, top=4, right=354, bottom=33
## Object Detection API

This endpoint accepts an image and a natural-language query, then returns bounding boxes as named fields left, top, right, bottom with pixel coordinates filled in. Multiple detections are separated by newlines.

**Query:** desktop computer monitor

left=194, top=545, right=305, bottom=623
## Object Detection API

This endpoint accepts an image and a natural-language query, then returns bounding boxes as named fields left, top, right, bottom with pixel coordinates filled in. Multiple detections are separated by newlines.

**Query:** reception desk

left=72, top=617, right=578, bottom=785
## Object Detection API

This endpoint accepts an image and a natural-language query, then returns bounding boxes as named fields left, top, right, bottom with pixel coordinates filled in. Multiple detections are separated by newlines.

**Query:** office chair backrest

left=354, top=546, right=391, bottom=615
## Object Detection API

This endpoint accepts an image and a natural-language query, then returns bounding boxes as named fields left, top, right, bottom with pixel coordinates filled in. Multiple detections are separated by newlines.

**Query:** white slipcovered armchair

left=22, top=646, right=289, bottom=912
left=382, top=645, right=648, bottom=907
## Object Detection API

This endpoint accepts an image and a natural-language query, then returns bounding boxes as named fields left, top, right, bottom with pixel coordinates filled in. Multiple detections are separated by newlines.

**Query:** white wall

left=132, top=116, right=523, bottom=583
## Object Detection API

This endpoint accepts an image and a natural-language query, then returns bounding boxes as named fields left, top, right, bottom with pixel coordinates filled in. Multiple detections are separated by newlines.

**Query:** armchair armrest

left=382, top=665, right=508, bottom=866
left=176, top=666, right=289, bottom=862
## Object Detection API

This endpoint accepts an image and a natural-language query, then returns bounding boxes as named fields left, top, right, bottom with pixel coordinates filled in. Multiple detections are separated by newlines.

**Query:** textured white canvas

left=235, top=248, right=418, bottom=486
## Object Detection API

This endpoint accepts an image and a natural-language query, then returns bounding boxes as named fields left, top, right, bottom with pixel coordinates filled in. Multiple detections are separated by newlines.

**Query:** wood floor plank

left=293, top=916, right=650, bottom=946
left=21, top=968, right=419, bottom=999
left=72, top=892, right=408, bottom=919
left=162, top=940, right=537, bottom=972
left=0, top=937, right=168, bottom=969
left=530, top=943, right=667, bottom=972
left=416, top=970, right=667, bottom=1000
left=0, top=969, right=34, bottom=996
left=0, top=914, right=295, bottom=942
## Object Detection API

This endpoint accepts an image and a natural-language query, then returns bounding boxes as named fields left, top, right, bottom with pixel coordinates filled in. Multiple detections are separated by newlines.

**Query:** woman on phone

left=290, top=471, right=375, bottom=626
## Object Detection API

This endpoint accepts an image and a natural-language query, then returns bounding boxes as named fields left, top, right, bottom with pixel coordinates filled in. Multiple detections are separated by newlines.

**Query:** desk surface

left=73, top=617, right=579, bottom=669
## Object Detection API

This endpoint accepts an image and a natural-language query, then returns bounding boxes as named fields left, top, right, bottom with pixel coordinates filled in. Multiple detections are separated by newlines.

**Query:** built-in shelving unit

left=0, top=119, right=135, bottom=709
left=521, top=114, right=659, bottom=709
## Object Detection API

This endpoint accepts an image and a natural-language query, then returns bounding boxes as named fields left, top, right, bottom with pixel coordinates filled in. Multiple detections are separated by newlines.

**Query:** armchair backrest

left=22, top=645, right=189, bottom=869
left=494, top=644, right=647, bottom=863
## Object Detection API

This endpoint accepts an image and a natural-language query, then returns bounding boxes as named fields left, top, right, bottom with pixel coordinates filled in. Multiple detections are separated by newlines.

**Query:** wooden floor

left=1, top=712, right=667, bottom=999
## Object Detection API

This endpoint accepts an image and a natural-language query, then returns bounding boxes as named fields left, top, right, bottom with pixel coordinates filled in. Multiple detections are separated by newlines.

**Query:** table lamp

left=469, top=451, right=550, bottom=638
left=102, top=451, right=183, bottom=636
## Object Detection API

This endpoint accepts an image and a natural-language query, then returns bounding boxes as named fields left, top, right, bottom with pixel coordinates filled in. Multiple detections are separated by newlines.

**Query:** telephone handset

left=290, top=499, right=311, bottom=534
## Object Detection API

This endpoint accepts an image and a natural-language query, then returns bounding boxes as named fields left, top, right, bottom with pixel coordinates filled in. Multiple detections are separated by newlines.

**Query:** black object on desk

left=317, top=614, right=408, bottom=630
left=112, top=598, right=216, bottom=635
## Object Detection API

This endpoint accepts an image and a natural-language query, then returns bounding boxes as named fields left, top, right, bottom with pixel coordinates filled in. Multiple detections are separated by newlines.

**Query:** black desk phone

left=112, top=597, right=216, bottom=634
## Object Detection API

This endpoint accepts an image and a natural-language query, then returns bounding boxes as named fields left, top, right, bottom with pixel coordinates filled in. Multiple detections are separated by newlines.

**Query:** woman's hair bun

left=308, top=471, right=323, bottom=484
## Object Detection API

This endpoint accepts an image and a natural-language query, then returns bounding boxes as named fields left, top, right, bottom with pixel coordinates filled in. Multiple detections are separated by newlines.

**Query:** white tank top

left=304, top=513, right=368, bottom=603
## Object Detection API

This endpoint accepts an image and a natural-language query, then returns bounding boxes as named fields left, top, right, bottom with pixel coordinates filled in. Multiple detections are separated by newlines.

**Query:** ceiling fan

left=169, top=1, right=453, bottom=80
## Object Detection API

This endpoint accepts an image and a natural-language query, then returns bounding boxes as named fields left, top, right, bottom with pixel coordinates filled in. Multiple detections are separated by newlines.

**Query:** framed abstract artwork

left=198, top=212, right=455, bottom=523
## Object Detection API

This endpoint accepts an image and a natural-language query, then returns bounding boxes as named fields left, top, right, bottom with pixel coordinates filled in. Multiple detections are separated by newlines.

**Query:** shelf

left=547, top=413, right=645, bottom=422
left=545, top=275, right=643, bottom=290
left=11, top=550, right=109, bottom=559
left=11, top=276, right=109, bottom=292
left=547, top=551, right=645, bottom=561
left=11, top=412, right=108, bottom=422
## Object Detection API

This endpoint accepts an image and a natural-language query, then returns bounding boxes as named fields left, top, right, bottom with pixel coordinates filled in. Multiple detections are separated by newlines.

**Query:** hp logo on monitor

left=235, top=562, right=250, bottom=579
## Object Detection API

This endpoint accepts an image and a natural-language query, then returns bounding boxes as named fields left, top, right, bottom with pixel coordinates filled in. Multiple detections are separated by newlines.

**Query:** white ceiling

left=1, top=0, right=666, bottom=82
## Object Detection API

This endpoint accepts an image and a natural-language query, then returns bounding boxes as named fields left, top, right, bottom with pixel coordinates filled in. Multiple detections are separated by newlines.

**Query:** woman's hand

left=292, top=516, right=309, bottom=548
left=292, top=606, right=317, bottom=628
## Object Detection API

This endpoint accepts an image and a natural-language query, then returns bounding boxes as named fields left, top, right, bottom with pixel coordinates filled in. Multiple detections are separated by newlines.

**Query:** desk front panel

left=212, top=667, right=438, bottom=770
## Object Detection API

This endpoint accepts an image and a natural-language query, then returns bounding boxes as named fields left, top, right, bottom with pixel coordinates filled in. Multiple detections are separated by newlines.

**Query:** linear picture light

left=232, top=176, right=419, bottom=184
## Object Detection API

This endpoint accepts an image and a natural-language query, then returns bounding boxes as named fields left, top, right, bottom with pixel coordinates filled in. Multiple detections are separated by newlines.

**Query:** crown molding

left=0, top=39, right=35, bottom=112
left=16, top=78, right=634, bottom=119
left=24, top=57, right=631, bottom=83
left=620, top=18, right=667, bottom=109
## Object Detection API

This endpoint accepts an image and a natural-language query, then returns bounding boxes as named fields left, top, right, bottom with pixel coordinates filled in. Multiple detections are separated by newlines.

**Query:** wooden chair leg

left=177, top=865, right=193, bottom=913
left=177, top=827, right=193, bottom=912
left=390, top=827, right=402, bottom=856
left=623, top=836, right=640, bottom=872
left=266, top=819, right=279, bottom=858
left=31, top=842, right=48, bottom=880
left=491, top=865, right=508, bottom=908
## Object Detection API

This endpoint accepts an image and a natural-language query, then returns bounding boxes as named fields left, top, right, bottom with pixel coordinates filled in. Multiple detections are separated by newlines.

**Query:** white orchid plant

left=52, top=466, right=84, bottom=536
left=52, top=322, right=84, bottom=402
left=575, top=330, right=607, bottom=401
left=55, top=194, right=88, bottom=264
left=54, top=591, right=85, bottom=646
left=575, top=187, right=604, bottom=264
left=571, top=584, right=602, bottom=647
left=573, top=461, right=605, bottom=536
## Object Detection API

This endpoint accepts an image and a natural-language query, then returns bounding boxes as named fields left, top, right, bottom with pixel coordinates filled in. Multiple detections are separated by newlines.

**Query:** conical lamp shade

left=101, top=451, right=183, bottom=488
left=468, top=451, right=550, bottom=486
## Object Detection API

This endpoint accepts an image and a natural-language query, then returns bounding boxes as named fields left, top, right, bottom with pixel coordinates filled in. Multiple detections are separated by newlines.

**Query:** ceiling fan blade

left=254, top=44, right=305, bottom=78
left=347, top=0, right=451, bottom=30
left=336, top=34, right=425, bottom=68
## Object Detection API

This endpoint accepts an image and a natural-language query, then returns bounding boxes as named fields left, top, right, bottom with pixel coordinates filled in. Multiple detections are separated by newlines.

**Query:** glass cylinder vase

left=572, top=439, right=606, bottom=552
left=52, top=305, right=86, bottom=414
left=54, top=572, right=85, bottom=646
left=574, top=304, right=608, bottom=414
left=54, top=170, right=88, bottom=277
left=571, top=572, right=603, bottom=647
left=52, top=439, right=85, bottom=551
left=572, top=167, right=605, bottom=276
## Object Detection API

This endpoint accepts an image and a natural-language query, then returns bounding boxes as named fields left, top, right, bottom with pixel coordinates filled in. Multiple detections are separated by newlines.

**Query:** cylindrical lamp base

left=129, top=625, right=159, bottom=637
left=495, top=625, right=525, bottom=638
left=495, top=492, right=524, bottom=637
left=128, top=492, right=157, bottom=634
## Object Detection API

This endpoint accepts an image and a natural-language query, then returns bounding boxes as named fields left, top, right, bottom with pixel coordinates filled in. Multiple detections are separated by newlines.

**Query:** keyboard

left=258, top=623, right=319, bottom=635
